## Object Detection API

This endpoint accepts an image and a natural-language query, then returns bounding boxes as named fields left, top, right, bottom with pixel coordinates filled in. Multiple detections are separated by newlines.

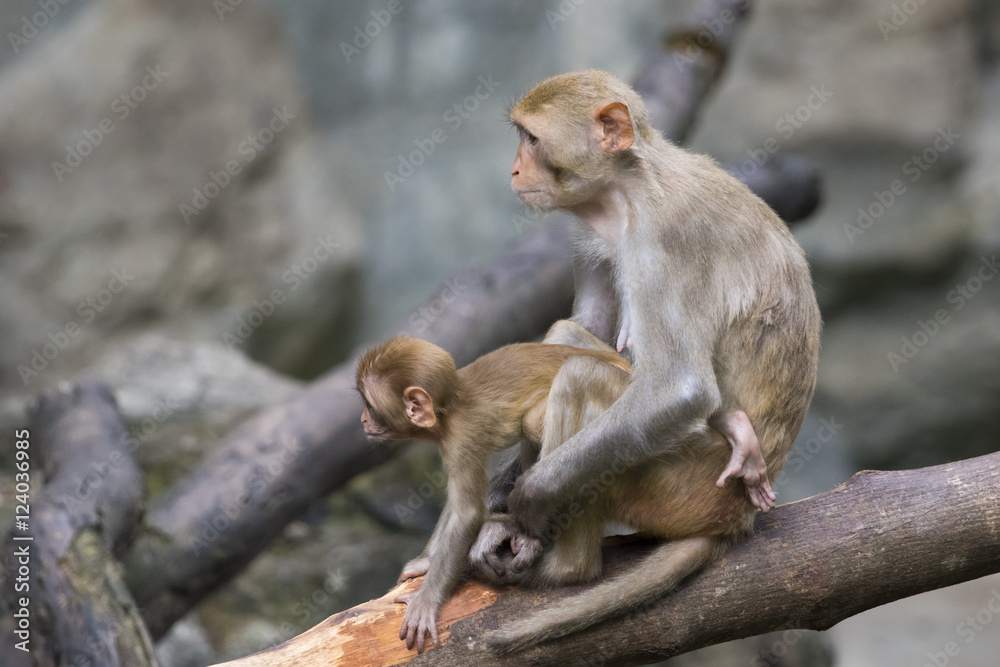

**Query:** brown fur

left=354, top=325, right=631, bottom=654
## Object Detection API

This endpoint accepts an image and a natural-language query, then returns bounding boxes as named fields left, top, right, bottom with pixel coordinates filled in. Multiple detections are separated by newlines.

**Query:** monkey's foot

left=711, top=410, right=777, bottom=511
left=469, top=520, right=519, bottom=583
left=395, top=591, right=440, bottom=654
left=715, top=444, right=776, bottom=512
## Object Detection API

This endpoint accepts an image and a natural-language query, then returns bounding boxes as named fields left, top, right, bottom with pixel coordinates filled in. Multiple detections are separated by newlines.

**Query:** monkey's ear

left=402, top=386, right=437, bottom=429
left=595, top=101, right=635, bottom=153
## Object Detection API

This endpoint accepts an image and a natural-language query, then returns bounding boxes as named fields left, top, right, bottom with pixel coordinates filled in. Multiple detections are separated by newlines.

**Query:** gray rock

left=84, top=334, right=302, bottom=492
left=0, top=0, right=363, bottom=398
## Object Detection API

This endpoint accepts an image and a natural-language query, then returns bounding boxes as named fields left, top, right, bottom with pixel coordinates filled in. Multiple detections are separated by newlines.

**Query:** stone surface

left=84, top=334, right=303, bottom=495
left=0, top=0, right=363, bottom=399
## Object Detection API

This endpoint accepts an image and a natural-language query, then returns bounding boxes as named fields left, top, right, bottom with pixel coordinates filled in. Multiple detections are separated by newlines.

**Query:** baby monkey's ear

left=402, top=386, right=436, bottom=428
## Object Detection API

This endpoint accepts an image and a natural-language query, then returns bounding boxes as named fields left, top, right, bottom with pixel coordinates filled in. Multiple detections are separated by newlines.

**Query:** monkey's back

left=659, top=145, right=822, bottom=485
left=458, top=342, right=631, bottom=445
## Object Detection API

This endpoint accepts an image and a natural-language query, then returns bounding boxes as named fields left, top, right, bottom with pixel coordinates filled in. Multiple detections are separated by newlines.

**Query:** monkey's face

left=510, top=122, right=561, bottom=209
left=359, top=395, right=401, bottom=443
left=509, top=104, right=633, bottom=212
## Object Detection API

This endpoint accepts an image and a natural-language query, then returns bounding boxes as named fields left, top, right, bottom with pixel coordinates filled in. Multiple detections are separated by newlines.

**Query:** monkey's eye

left=518, top=127, right=538, bottom=146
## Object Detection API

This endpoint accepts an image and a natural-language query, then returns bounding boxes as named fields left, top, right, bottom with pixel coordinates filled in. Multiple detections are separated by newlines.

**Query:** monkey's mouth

left=363, top=429, right=391, bottom=443
left=514, top=189, right=548, bottom=207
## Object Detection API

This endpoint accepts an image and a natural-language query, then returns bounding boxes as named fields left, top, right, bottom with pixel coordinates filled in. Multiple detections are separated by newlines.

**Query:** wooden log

left=124, top=0, right=823, bottom=640
left=215, top=452, right=1000, bottom=666
left=1, top=381, right=156, bottom=667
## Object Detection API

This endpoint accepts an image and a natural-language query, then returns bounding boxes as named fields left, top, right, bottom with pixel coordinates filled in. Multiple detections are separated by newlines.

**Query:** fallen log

left=215, top=451, right=1000, bottom=666
left=124, top=0, right=823, bottom=640
left=1, top=381, right=155, bottom=667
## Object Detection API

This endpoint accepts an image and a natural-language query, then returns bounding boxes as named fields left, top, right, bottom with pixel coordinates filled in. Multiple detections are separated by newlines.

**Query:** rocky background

left=0, top=0, right=998, bottom=665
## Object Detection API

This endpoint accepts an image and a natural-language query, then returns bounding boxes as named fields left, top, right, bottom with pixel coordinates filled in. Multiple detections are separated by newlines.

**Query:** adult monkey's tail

left=483, top=536, right=724, bottom=655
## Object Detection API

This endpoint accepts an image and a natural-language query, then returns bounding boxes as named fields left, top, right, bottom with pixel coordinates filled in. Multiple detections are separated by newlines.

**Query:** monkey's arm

left=485, top=448, right=522, bottom=513
left=396, top=462, right=487, bottom=654
left=569, top=256, right=618, bottom=346
left=398, top=501, right=455, bottom=584
left=512, top=298, right=724, bottom=534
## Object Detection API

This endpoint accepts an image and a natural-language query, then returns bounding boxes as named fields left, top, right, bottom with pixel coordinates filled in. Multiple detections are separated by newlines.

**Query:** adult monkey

left=472, top=70, right=821, bottom=652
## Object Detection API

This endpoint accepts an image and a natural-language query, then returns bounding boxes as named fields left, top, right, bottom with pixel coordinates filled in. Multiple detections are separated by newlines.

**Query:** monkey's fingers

left=746, top=480, right=776, bottom=512
left=715, top=459, right=743, bottom=488
left=484, top=551, right=508, bottom=579
left=510, top=535, right=542, bottom=573
left=416, top=625, right=426, bottom=654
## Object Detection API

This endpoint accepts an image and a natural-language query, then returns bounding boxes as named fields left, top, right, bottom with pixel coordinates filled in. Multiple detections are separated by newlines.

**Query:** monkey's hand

left=397, top=556, right=431, bottom=584
left=716, top=443, right=776, bottom=512
left=507, top=472, right=557, bottom=540
left=395, top=590, right=440, bottom=654
left=468, top=520, right=517, bottom=584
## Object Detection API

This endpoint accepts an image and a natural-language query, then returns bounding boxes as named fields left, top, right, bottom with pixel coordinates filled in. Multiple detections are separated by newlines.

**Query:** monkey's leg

left=543, top=319, right=618, bottom=352
left=469, top=448, right=527, bottom=583
left=710, top=410, right=776, bottom=511
left=508, top=355, right=629, bottom=581
left=471, top=319, right=615, bottom=580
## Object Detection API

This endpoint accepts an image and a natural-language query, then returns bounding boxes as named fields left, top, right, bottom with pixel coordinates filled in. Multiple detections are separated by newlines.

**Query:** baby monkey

left=355, top=321, right=769, bottom=653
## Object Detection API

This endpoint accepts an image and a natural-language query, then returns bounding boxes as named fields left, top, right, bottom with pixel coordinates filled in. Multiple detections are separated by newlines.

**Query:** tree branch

left=214, top=451, right=1000, bottom=666
left=1, top=381, right=156, bottom=667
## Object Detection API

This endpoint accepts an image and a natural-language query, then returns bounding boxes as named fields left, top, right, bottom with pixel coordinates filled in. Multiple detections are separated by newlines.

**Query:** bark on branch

left=216, top=451, right=1000, bottom=667
left=124, top=0, right=822, bottom=640
left=1, top=381, right=156, bottom=667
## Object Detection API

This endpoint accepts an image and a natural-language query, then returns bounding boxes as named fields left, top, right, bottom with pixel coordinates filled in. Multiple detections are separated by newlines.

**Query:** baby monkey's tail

left=483, top=535, right=725, bottom=655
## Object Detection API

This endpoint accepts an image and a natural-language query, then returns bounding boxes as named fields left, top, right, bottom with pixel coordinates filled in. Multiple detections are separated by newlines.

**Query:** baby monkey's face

left=359, top=395, right=396, bottom=443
